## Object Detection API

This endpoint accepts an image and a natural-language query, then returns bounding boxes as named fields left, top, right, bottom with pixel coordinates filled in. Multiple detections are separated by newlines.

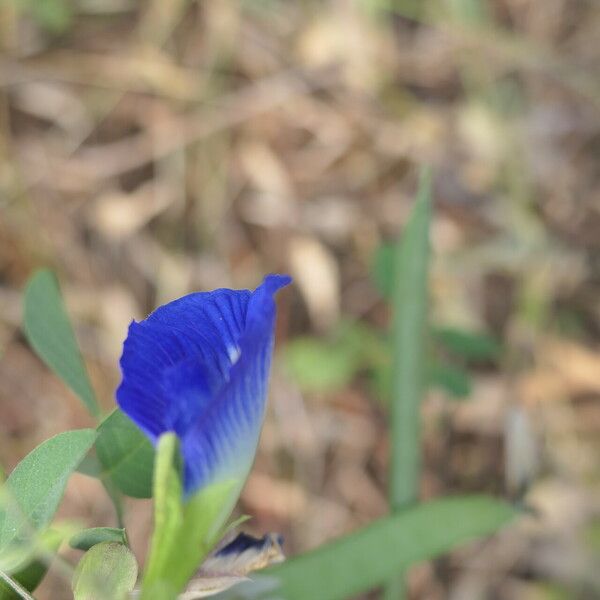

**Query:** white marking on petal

left=227, top=345, right=241, bottom=365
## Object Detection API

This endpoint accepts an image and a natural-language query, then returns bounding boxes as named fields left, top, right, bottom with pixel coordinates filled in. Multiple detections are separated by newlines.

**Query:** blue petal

left=116, top=274, right=291, bottom=495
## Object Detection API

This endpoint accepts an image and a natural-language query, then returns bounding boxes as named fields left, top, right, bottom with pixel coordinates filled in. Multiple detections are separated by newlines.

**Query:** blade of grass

left=385, top=167, right=432, bottom=599
left=232, top=496, right=516, bottom=600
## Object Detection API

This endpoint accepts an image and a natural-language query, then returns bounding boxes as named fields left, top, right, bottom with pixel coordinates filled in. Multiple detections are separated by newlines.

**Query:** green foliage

left=69, top=528, right=127, bottom=552
left=251, top=496, right=514, bottom=600
left=428, top=362, right=472, bottom=399
left=72, top=542, right=138, bottom=600
left=96, top=409, right=155, bottom=499
left=0, top=529, right=63, bottom=599
left=0, top=429, right=96, bottom=553
left=141, top=434, right=242, bottom=600
left=284, top=322, right=385, bottom=393
left=433, top=326, right=501, bottom=362
left=284, top=337, right=359, bottom=393
left=15, top=0, right=73, bottom=34
left=23, top=270, right=100, bottom=418
left=384, top=168, right=432, bottom=599
left=370, top=225, right=502, bottom=405
left=389, top=167, right=432, bottom=510
left=372, top=242, right=396, bottom=300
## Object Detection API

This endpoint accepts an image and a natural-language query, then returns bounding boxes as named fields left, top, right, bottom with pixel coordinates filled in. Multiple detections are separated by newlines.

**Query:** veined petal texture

left=116, top=274, right=291, bottom=496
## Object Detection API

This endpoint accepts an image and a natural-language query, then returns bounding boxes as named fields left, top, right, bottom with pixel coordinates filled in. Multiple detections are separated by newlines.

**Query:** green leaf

left=386, top=167, right=432, bottom=599
left=23, top=270, right=100, bottom=418
left=433, top=327, right=501, bottom=362
left=18, top=0, right=73, bottom=35
left=429, top=362, right=472, bottom=398
left=389, top=168, right=432, bottom=509
left=284, top=337, right=360, bottom=393
left=0, top=529, right=63, bottom=599
left=141, top=435, right=242, bottom=600
left=260, top=496, right=516, bottom=600
left=69, top=528, right=127, bottom=552
left=284, top=322, right=387, bottom=394
left=72, top=542, right=138, bottom=600
left=0, top=429, right=96, bottom=552
left=96, top=409, right=155, bottom=498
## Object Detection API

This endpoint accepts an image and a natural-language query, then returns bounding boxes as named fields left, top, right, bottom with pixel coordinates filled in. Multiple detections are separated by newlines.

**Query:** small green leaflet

left=69, top=528, right=128, bottom=552
left=72, top=542, right=138, bottom=600
left=23, top=270, right=100, bottom=418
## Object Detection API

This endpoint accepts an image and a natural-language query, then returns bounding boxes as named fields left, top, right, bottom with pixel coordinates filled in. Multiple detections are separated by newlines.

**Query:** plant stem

left=0, top=570, right=35, bottom=600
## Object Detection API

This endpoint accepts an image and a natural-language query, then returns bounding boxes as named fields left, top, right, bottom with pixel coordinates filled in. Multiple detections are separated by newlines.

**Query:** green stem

left=0, top=570, right=35, bottom=600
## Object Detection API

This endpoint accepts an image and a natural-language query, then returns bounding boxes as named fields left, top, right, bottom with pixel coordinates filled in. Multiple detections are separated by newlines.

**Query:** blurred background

left=0, top=1, right=599, bottom=598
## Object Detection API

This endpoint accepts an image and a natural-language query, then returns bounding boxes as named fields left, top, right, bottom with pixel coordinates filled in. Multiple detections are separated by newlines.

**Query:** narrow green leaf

left=387, top=167, right=432, bottom=599
left=0, top=430, right=96, bottom=552
left=260, top=496, right=515, bottom=600
left=96, top=409, right=155, bottom=498
left=23, top=270, right=100, bottom=418
left=69, top=528, right=127, bottom=552
left=390, top=168, right=432, bottom=508
left=72, top=542, right=138, bottom=600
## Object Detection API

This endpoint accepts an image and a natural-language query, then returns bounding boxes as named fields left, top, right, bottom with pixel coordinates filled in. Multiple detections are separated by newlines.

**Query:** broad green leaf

left=0, top=429, right=96, bottom=552
left=69, top=528, right=127, bottom=552
left=23, top=270, right=100, bottom=418
left=96, top=409, right=155, bottom=498
left=142, top=435, right=242, bottom=600
left=433, top=327, right=501, bottom=362
left=0, top=529, right=63, bottom=599
left=259, top=496, right=516, bottom=600
left=72, top=542, right=138, bottom=600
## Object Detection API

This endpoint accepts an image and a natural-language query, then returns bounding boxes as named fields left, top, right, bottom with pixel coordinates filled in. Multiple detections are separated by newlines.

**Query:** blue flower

left=116, top=274, right=291, bottom=496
